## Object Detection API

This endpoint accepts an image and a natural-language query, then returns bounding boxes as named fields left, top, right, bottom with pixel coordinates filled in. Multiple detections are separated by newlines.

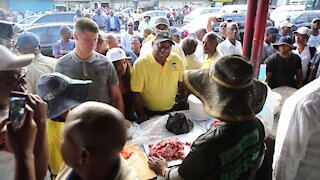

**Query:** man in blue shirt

left=106, top=10, right=121, bottom=32
left=92, top=9, right=107, bottom=30
left=52, top=26, right=76, bottom=59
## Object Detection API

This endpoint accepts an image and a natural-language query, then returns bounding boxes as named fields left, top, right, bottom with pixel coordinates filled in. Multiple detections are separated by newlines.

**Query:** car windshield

left=18, top=16, right=38, bottom=24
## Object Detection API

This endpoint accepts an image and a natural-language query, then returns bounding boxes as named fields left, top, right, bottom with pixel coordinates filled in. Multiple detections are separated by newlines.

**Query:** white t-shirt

left=292, top=45, right=311, bottom=79
left=307, top=32, right=320, bottom=48
left=0, top=109, right=15, bottom=180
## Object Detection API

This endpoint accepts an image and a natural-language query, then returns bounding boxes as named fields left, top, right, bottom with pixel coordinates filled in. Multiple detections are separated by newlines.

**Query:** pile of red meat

left=148, top=138, right=191, bottom=161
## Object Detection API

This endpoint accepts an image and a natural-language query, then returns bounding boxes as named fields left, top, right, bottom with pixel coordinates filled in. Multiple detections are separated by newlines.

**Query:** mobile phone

left=9, top=91, right=27, bottom=129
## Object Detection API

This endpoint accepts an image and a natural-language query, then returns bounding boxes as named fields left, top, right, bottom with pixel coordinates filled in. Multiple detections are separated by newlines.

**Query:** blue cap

left=273, top=36, right=296, bottom=50
left=59, top=25, right=72, bottom=35
left=17, top=32, right=40, bottom=52
left=265, top=26, right=279, bottom=37
left=169, top=27, right=180, bottom=36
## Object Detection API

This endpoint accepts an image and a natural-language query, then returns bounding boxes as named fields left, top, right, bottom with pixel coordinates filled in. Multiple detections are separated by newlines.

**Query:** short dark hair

left=74, top=18, right=99, bottom=34
left=182, top=37, right=198, bottom=56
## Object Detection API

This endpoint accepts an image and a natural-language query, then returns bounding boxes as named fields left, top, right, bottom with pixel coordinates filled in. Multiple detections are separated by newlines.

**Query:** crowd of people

left=0, top=4, right=320, bottom=180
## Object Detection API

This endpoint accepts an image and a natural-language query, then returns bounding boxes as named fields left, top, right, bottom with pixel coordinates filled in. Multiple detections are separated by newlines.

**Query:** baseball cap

left=106, top=48, right=131, bottom=62
left=154, top=30, right=174, bottom=45
left=59, top=25, right=72, bottom=35
left=36, top=73, right=92, bottom=119
left=293, top=26, right=310, bottom=36
left=265, top=26, right=279, bottom=37
left=17, top=32, right=40, bottom=52
left=154, top=17, right=169, bottom=27
left=0, top=45, right=34, bottom=71
left=169, top=27, right=180, bottom=36
left=280, top=21, right=294, bottom=28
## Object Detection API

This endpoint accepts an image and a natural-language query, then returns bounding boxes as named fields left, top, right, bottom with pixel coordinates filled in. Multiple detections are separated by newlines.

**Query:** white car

left=16, top=15, right=39, bottom=29
left=142, top=10, right=169, bottom=26
left=184, top=7, right=221, bottom=24
left=181, top=14, right=214, bottom=37
left=270, top=5, right=305, bottom=22
left=218, top=4, right=247, bottom=14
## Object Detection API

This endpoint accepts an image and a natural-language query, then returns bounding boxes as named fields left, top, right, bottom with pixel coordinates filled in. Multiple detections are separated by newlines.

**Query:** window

left=26, top=27, right=48, bottom=45
left=34, top=14, right=58, bottom=24
left=308, top=13, right=319, bottom=22
left=296, top=14, right=308, bottom=24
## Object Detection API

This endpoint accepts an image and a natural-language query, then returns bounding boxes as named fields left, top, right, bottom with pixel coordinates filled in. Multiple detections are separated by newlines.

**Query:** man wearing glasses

left=140, top=18, right=188, bottom=67
left=121, top=21, right=139, bottom=52
left=131, top=31, right=186, bottom=123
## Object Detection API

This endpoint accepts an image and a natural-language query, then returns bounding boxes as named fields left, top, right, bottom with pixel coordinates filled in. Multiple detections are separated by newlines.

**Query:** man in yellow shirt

left=36, top=73, right=92, bottom=179
left=140, top=18, right=188, bottom=67
left=138, top=15, right=153, bottom=36
left=131, top=31, right=186, bottom=123
left=201, top=32, right=221, bottom=69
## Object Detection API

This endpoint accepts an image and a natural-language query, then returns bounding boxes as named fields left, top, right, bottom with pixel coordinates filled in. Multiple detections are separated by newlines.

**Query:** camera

left=9, top=91, right=27, bottom=129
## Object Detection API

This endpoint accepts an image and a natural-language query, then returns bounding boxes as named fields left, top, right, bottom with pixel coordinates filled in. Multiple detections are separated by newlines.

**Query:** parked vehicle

left=184, top=7, right=221, bottom=24
left=291, top=11, right=320, bottom=27
left=270, top=5, right=305, bottom=22
left=16, top=15, right=39, bottom=29
left=218, top=4, right=247, bottom=14
left=20, top=12, right=76, bottom=29
left=23, top=23, right=74, bottom=57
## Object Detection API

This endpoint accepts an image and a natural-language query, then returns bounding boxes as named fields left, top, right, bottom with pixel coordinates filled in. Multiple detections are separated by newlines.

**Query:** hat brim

left=110, top=56, right=132, bottom=62
left=0, top=45, right=34, bottom=71
left=45, top=82, right=91, bottom=119
left=293, top=31, right=309, bottom=36
left=273, top=42, right=296, bottom=50
left=154, top=22, right=169, bottom=28
left=154, top=39, right=175, bottom=45
left=183, top=69, right=267, bottom=122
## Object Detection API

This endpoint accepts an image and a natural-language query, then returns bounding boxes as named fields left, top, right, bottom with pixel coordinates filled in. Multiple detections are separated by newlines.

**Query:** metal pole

left=251, top=0, right=269, bottom=77
left=242, top=0, right=258, bottom=59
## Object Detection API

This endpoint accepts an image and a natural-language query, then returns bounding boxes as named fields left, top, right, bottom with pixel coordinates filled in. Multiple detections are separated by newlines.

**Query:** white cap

left=280, top=21, right=294, bottom=28
left=0, top=45, right=34, bottom=71
left=106, top=48, right=131, bottom=62
left=293, top=26, right=310, bottom=36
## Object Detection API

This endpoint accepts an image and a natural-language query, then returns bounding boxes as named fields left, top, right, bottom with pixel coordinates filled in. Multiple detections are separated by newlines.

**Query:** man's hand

left=6, top=105, right=37, bottom=157
left=26, top=94, right=47, bottom=126
left=148, top=156, right=168, bottom=176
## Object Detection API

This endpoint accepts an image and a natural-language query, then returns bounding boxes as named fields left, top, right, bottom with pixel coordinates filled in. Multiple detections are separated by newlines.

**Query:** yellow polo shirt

left=46, top=119, right=64, bottom=177
left=131, top=53, right=185, bottom=111
left=201, top=52, right=221, bottom=69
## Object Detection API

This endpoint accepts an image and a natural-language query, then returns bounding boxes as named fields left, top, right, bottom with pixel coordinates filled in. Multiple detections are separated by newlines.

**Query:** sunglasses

left=156, top=26, right=168, bottom=31
left=128, top=24, right=134, bottom=27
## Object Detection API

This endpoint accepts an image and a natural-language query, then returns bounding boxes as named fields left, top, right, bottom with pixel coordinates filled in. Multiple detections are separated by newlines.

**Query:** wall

left=7, top=0, right=54, bottom=13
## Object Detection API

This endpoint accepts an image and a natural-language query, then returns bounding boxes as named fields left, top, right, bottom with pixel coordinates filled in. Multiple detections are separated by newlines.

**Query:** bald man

left=56, top=101, right=139, bottom=180
left=201, top=32, right=221, bottom=69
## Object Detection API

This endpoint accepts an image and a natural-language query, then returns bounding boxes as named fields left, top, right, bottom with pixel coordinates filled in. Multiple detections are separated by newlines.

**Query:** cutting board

left=122, top=141, right=157, bottom=180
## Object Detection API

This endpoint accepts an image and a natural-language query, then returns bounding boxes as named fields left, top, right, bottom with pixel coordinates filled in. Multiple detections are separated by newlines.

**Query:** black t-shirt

left=265, top=52, right=302, bottom=89
left=178, top=118, right=265, bottom=180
